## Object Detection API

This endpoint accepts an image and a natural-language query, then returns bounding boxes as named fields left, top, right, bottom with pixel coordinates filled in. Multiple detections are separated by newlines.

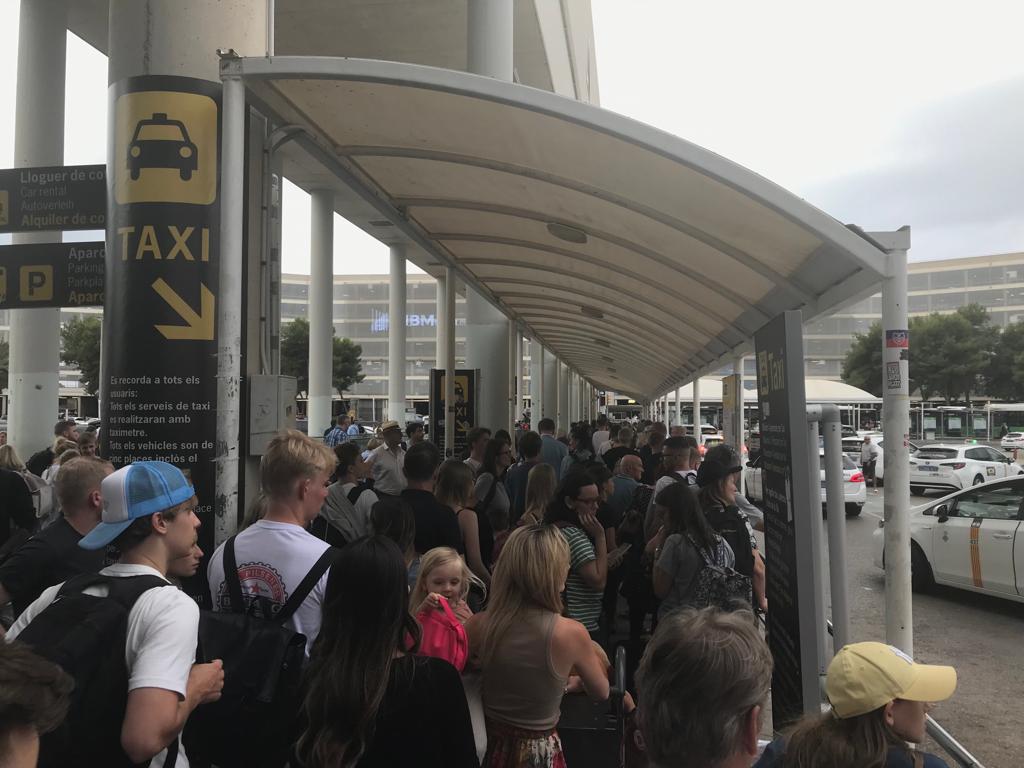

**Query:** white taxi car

left=1001, top=432, right=1024, bottom=450
left=744, top=451, right=866, bottom=517
left=908, top=443, right=1022, bottom=495
left=873, top=477, right=1024, bottom=599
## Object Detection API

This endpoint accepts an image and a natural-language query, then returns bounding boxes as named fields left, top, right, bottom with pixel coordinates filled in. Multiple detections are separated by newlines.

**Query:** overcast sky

left=2, top=0, right=1022, bottom=272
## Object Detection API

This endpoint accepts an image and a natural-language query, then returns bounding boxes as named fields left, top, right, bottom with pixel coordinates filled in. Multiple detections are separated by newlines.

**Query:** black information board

left=0, top=164, right=106, bottom=233
left=0, top=241, right=104, bottom=309
left=754, top=310, right=821, bottom=729
left=429, top=369, right=479, bottom=457
left=103, top=75, right=223, bottom=607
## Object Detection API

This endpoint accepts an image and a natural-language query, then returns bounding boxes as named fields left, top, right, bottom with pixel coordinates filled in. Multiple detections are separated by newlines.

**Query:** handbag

left=415, top=595, right=469, bottom=672
left=686, top=534, right=752, bottom=611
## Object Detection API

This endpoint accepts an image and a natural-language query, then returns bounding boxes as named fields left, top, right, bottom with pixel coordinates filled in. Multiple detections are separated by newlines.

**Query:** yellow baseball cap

left=826, top=642, right=957, bottom=718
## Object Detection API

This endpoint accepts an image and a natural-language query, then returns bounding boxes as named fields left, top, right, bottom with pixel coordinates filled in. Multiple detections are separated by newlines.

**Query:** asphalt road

left=783, top=490, right=1024, bottom=767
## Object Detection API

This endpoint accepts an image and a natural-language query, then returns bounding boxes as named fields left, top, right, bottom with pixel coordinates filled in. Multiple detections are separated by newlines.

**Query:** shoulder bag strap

left=222, top=535, right=245, bottom=614
left=685, top=533, right=716, bottom=567
left=476, top=474, right=499, bottom=514
left=274, top=546, right=341, bottom=625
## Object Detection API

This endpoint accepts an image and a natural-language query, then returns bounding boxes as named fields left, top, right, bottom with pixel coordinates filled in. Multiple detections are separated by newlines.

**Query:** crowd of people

left=0, top=414, right=962, bottom=768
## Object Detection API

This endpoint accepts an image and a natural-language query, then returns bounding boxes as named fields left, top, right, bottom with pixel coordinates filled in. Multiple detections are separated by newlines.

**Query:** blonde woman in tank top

left=465, top=524, right=610, bottom=768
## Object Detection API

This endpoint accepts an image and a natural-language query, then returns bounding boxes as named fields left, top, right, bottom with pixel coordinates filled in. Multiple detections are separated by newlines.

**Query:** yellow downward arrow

left=152, top=278, right=215, bottom=340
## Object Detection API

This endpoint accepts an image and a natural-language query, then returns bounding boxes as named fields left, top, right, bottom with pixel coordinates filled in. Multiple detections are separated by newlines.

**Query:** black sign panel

left=429, top=369, right=479, bottom=457
left=103, top=75, right=222, bottom=606
left=754, top=310, right=820, bottom=729
left=0, top=241, right=104, bottom=309
left=0, top=164, right=106, bottom=233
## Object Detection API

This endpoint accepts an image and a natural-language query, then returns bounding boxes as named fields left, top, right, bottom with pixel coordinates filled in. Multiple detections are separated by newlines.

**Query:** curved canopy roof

left=223, top=56, right=893, bottom=399
left=670, top=377, right=881, bottom=405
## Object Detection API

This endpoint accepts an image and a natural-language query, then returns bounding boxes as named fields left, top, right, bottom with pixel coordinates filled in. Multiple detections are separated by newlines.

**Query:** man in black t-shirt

left=25, top=419, right=79, bottom=477
left=0, top=456, right=112, bottom=617
left=400, top=442, right=463, bottom=555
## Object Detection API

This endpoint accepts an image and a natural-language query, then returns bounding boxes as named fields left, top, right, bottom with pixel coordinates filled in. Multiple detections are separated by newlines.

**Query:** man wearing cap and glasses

left=367, top=420, right=407, bottom=498
left=6, top=461, right=224, bottom=767
left=755, top=641, right=957, bottom=767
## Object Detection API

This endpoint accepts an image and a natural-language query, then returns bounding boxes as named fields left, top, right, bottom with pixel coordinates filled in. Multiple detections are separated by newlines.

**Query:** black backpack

left=184, top=537, right=338, bottom=768
left=16, top=572, right=176, bottom=768
left=346, top=479, right=375, bottom=505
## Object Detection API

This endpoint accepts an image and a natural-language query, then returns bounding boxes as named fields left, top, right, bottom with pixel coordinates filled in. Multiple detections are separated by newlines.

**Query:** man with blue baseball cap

left=7, top=461, right=224, bottom=767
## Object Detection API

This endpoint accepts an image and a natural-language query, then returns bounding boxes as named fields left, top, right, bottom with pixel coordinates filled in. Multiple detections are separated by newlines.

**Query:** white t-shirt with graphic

left=207, top=519, right=332, bottom=654
left=7, top=563, right=198, bottom=767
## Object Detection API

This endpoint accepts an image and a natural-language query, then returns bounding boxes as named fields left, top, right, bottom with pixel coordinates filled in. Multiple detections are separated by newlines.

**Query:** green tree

left=841, top=322, right=883, bottom=396
left=912, top=305, right=994, bottom=403
left=986, top=321, right=1024, bottom=401
left=0, top=339, right=8, bottom=391
left=60, top=317, right=102, bottom=395
left=280, top=318, right=365, bottom=395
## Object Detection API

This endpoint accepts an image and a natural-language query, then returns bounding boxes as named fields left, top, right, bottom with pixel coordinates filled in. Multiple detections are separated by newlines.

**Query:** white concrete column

left=533, top=344, right=545, bottom=427
left=674, top=387, right=682, bottom=427
left=467, top=0, right=514, bottom=80
left=515, top=331, right=524, bottom=424
left=307, top=190, right=334, bottom=439
left=693, top=379, right=702, bottom=434
left=444, top=267, right=457, bottom=457
left=555, top=361, right=563, bottom=433
left=465, top=288, right=509, bottom=431
left=543, top=352, right=558, bottom=424
left=507, top=319, right=517, bottom=433
left=388, top=245, right=408, bottom=423
left=435, top=272, right=448, bottom=369
left=8, top=0, right=66, bottom=456
left=560, top=363, right=571, bottom=433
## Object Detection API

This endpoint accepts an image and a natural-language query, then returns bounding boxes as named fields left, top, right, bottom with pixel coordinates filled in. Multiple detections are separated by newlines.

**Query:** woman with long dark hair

left=475, top=438, right=514, bottom=555
left=543, top=470, right=607, bottom=641
left=296, top=536, right=478, bottom=768
left=697, top=444, right=767, bottom=611
left=755, top=641, right=957, bottom=768
left=436, top=459, right=491, bottom=586
left=644, top=482, right=735, bottom=617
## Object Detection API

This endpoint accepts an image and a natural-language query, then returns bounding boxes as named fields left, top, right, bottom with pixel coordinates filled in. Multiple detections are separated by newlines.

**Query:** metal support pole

left=444, top=266, right=456, bottom=457
left=876, top=227, right=913, bottom=655
left=388, top=244, right=407, bottom=424
left=806, top=418, right=830, bottom=674
left=215, top=73, right=246, bottom=546
left=307, top=189, right=334, bottom=439
left=809, top=404, right=851, bottom=651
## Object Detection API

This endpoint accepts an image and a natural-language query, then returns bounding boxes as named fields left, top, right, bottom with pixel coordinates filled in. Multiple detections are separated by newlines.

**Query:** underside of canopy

left=223, top=55, right=892, bottom=399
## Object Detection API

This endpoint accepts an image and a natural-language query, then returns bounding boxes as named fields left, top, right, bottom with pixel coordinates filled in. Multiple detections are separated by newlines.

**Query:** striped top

left=561, top=525, right=602, bottom=631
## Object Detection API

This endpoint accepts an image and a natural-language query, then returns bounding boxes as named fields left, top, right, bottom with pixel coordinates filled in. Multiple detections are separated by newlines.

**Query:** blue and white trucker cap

left=79, top=461, right=195, bottom=550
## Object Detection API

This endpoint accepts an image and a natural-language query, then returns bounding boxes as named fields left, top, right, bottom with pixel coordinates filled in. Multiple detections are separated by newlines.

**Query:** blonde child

left=412, top=547, right=484, bottom=625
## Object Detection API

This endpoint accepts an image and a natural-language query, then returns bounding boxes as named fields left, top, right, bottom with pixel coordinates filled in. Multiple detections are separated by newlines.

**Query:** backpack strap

left=274, top=547, right=340, bottom=625
left=57, top=572, right=171, bottom=609
left=222, top=536, right=246, bottom=614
